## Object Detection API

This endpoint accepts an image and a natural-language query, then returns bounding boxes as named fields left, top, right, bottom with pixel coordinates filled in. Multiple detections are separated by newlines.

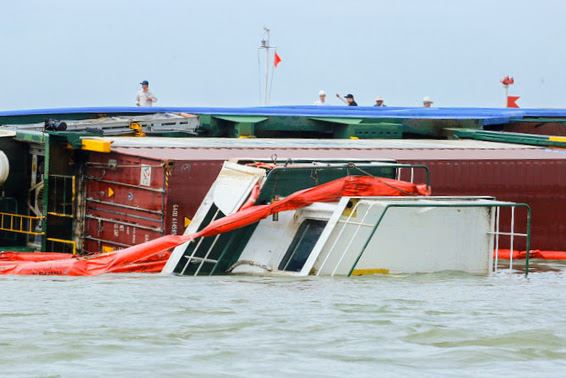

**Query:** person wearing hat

left=374, top=96, right=386, bottom=107
left=314, top=90, right=329, bottom=105
left=422, top=96, right=434, bottom=108
left=336, top=93, right=358, bottom=106
left=136, top=80, right=158, bottom=107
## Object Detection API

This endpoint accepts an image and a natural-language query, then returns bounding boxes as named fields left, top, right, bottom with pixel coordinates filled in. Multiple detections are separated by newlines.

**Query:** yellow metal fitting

left=81, top=138, right=112, bottom=153
left=129, top=122, right=146, bottom=137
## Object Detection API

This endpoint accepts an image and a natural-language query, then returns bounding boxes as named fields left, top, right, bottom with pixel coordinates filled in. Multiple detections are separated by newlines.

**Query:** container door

left=82, top=156, right=166, bottom=254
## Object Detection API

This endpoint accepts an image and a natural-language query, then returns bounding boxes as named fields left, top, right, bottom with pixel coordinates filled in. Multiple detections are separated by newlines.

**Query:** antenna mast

left=259, top=27, right=275, bottom=105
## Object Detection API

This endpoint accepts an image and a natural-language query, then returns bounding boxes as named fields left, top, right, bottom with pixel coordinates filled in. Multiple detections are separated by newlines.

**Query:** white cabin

left=163, top=162, right=529, bottom=277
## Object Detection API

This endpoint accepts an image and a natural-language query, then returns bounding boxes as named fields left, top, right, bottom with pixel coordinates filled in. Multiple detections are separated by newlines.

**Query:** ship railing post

left=509, top=206, right=515, bottom=271
left=494, top=206, right=500, bottom=273
left=525, top=205, right=531, bottom=277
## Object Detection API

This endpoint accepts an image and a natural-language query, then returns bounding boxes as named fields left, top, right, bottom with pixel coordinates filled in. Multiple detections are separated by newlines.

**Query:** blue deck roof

left=1, top=105, right=566, bottom=126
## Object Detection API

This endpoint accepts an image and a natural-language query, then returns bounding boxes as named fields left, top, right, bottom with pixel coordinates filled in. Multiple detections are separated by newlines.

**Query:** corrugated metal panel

left=82, top=152, right=222, bottom=253
left=106, top=137, right=566, bottom=162
left=164, top=160, right=223, bottom=235
left=108, top=137, right=541, bottom=150
left=110, top=146, right=564, bottom=162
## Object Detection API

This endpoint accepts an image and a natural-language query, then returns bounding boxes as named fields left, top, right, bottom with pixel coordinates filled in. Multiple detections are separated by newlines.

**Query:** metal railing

left=490, top=205, right=532, bottom=274
left=46, top=238, right=77, bottom=255
left=395, top=164, right=431, bottom=187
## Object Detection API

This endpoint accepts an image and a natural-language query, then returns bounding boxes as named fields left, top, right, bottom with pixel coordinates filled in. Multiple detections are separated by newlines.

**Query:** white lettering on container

left=171, top=204, right=179, bottom=234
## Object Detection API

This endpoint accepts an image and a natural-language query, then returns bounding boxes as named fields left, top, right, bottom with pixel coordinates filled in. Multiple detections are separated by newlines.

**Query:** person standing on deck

left=422, top=96, right=434, bottom=108
left=136, top=80, right=158, bottom=106
left=374, top=96, right=386, bottom=107
left=314, top=90, right=329, bottom=105
left=336, top=93, right=358, bottom=106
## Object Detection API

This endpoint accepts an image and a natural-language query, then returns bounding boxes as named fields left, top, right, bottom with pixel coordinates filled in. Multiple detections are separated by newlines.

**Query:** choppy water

left=1, top=262, right=565, bottom=378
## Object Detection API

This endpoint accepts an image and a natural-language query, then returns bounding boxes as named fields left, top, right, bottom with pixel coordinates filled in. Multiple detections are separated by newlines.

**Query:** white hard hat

left=375, top=96, right=384, bottom=102
left=318, top=90, right=327, bottom=96
left=423, top=96, right=434, bottom=103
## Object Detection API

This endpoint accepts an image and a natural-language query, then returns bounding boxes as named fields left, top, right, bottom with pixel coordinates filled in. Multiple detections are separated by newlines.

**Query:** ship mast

left=259, top=27, right=275, bottom=105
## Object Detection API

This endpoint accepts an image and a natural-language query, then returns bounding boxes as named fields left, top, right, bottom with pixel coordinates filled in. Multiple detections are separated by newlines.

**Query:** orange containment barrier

left=0, top=175, right=429, bottom=276
left=0, top=236, right=186, bottom=276
left=496, top=249, right=566, bottom=260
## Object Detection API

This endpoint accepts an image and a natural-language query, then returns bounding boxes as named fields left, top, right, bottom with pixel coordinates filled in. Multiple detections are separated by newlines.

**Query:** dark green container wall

left=256, top=165, right=397, bottom=205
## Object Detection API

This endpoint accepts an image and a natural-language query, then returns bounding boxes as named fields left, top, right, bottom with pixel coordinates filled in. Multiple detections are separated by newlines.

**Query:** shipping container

left=501, top=121, right=566, bottom=137
left=82, top=153, right=224, bottom=253
left=83, top=138, right=566, bottom=252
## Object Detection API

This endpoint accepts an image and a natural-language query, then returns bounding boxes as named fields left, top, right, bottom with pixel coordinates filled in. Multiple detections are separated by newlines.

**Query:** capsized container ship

left=0, top=105, right=564, bottom=272
left=0, top=160, right=530, bottom=276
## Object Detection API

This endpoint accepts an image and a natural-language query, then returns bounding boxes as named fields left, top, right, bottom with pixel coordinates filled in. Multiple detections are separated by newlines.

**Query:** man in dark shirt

left=336, top=93, right=358, bottom=106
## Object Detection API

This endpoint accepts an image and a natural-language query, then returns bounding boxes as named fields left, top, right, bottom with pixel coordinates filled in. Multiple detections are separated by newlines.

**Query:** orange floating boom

left=496, top=249, right=566, bottom=260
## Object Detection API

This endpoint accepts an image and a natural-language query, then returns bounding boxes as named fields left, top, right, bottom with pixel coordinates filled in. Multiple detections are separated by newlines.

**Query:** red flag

left=274, top=52, right=282, bottom=67
left=507, top=95, right=520, bottom=108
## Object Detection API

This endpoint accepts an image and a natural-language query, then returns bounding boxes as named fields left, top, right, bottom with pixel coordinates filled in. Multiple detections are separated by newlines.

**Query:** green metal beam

left=446, top=128, right=566, bottom=148
left=516, top=118, right=566, bottom=123
left=310, top=117, right=364, bottom=125
left=212, top=115, right=268, bottom=124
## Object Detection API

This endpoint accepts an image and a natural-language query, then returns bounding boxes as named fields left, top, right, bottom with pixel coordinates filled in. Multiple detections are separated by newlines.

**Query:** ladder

left=0, top=212, right=44, bottom=235
left=47, top=175, right=76, bottom=218
left=45, top=174, right=77, bottom=253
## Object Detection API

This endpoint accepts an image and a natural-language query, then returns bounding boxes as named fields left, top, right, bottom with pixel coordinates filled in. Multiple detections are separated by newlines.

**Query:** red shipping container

left=82, top=152, right=223, bottom=253
left=82, top=139, right=566, bottom=253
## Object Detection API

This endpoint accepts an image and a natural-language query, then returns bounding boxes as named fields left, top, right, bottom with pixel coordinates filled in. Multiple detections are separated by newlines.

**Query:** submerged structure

left=0, top=162, right=529, bottom=276
left=0, top=105, right=563, bottom=276
left=164, top=162, right=529, bottom=276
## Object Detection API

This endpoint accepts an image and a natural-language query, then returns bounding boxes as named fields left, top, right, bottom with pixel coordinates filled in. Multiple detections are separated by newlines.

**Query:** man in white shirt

left=136, top=80, right=158, bottom=106
left=374, top=96, right=386, bottom=107
left=314, top=90, right=329, bottom=105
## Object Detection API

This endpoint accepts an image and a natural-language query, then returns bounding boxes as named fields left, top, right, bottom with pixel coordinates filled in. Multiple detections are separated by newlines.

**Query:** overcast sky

left=1, top=0, right=565, bottom=109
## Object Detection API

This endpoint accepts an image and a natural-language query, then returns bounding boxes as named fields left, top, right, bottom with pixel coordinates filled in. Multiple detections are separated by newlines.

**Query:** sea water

left=1, top=262, right=565, bottom=377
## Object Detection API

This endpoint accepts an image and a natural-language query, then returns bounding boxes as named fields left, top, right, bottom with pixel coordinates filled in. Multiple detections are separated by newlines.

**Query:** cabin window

left=279, top=219, right=327, bottom=272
